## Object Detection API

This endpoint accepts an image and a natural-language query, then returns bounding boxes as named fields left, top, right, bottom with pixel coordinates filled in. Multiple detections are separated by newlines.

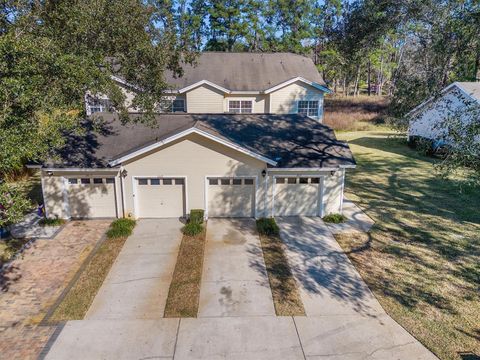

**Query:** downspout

left=119, top=166, right=126, bottom=218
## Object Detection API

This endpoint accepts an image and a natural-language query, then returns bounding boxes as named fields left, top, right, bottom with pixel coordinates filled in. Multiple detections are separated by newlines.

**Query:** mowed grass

left=164, top=227, right=207, bottom=317
left=49, top=219, right=135, bottom=321
left=335, top=130, right=480, bottom=360
left=324, top=95, right=389, bottom=131
left=257, top=218, right=305, bottom=316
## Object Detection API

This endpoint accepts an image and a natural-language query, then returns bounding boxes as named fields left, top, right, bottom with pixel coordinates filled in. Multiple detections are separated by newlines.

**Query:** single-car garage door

left=67, top=177, right=117, bottom=218
left=136, top=177, right=185, bottom=218
left=274, top=177, right=321, bottom=216
left=207, top=177, right=255, bottom=217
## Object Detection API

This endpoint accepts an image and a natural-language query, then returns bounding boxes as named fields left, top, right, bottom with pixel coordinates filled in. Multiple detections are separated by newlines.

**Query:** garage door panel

left=137, top=178, right=185, bottom=218
left=274, top=177, right=320, bottom=216
left=208, top=178, right=255, bottom=218
left=68, top=178, right=116, bottom=218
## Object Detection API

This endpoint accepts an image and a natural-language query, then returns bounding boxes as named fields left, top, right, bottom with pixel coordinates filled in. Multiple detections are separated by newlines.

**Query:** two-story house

left=37, top=52, right=356, bottom=221
left=86, top=52, right=330, bottom=121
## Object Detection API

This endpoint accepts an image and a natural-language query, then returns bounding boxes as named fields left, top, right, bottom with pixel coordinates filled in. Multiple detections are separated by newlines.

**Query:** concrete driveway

left=44, top=216, right=436, bottom=360
left=277, top=216, right=437, bottom=359
left=85, top=218, right=183, bottom=319
left=198, top=218, right=275, bottom=317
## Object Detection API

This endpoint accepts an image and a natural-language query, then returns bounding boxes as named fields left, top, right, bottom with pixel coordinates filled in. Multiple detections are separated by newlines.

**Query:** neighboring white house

left=85, top=52, right=331, bottom=121
left=408, top=82, right=480, bottom=143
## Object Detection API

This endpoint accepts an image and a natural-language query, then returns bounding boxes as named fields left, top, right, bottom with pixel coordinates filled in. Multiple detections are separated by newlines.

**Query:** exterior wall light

left=121, top=169, right=128, bottom=178
left=330, top=170, right=336, bottom=176
left=47, top=171, right=53, bottom=177
left=261, top=169, right=267, bottom=177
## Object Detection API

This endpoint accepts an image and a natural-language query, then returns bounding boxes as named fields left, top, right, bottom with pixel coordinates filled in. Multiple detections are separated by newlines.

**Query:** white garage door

left=274, top=177, right=321, bottom=216
left=207, top=177, right=255, bottom=218
left=136, top=178, right=185, bottom=218
left=67, top=177, right=117, bottom=218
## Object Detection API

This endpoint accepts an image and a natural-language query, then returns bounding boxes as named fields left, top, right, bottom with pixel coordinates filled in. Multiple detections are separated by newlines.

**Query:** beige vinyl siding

left=224, top=94, right=268, bottom=113
left=269, top=80, right=325, bottom=120
left=186, top=84, right=224, bottom=113
left=122, top=133, right=266, bottom=218
left=322, top=169, right=344, bottom=215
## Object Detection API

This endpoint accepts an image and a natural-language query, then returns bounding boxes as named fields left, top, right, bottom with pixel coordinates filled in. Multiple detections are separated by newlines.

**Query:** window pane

left=172, top=99, right=185, bottom=112
left=150, top=178, right=160, bottom=185
left=232, top=179, right=242, bottom=185
left=93, top=178, right=103, bottom=184
left=81, top=178, right=90, bottom=184
left=287, top=178, right=297, bottom=184
left=244, top=178, right=254, bottom=185
left=163, top=178, right=173, bottom=185
left=175, top=178, right=185, bottom=185
left=68, top=178, right=78, bottom=184
left=310, top=177, right=320, bottom=184
left=106, top=178, right=115, bottom=184
left=138, top=179, right=148, bottom=185
left=209, top=178, right=218, bottom=185
left=299, top=177, right=309, bottom=184
left=276, top=177, right=285, bottom=184
left=220, top=178, right=230, bottom=185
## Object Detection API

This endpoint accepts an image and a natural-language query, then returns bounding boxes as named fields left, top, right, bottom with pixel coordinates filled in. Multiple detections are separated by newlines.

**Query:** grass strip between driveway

left=48, top=219, right=135, bottom=322
left=164, top=226, right=207, bottom=317
left=257, top=218, right=305, bottom=316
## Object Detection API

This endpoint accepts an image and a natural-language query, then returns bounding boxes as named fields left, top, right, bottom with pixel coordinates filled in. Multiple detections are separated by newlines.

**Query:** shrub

left=106, top=218, right=136, bottom=239
left=39, top=217, right=66, bottom=227
left=323, top=213, right=347, bottom=223
left=189, top=209, right=204, bottom=224
left=182, top=222, right=203, bottom=236
left=256, top=218, right=280, bottom=236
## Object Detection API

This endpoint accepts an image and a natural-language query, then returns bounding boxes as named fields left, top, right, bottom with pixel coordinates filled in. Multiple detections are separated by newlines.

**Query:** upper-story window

left=298, top=100, right=319, bottom=117
left=228, top=100, right=253, bottom=114
left=86, top=97, right=111, bottom=115
left=160, top=99, right=185, bottom=113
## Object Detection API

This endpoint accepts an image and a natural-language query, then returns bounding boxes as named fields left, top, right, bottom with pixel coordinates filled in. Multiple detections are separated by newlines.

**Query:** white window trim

left=297, top=100, right=320, bottom=118
left=227, top=98, right=255, bottom=114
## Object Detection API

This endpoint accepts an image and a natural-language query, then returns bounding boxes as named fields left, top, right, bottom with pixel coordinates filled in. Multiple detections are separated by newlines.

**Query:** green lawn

left=335, top=130, right=480, bottom=360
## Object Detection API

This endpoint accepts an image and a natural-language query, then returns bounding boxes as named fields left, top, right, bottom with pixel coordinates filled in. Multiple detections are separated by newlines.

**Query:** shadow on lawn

left=338, top=135, right=480, bottom=313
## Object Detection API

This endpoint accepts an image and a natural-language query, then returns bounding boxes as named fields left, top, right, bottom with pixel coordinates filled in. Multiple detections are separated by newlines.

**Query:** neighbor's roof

left=408, top=81, right=480, bottom=116
left=46, top=113, right=355, bottom=170
left=456, top=82, right=480, bottom=102
left=130, top=52, right=327, bottom=92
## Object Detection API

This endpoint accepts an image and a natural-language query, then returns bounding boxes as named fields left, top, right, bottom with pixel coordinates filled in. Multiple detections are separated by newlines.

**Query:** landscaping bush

left=39, top=217, right=66, bottom=227
left=256, top=218, right=280, bottom=236
left=189, top=209, right=204, bottom=224
left=182, top=222, right=203, bottom=236
left=323, top=213, right=347, bottom=223
left=106, top=218, right=136, bottom=239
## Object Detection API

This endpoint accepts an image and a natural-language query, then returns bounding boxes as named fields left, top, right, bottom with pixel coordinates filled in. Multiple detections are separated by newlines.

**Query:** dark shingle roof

left=46, top=113, right=355, bottom=169
left=163, top=52, right=326, bottom=91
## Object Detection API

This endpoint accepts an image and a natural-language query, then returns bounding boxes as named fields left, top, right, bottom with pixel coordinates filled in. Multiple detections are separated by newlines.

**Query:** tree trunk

left=353, top=64, right=361, bottom=97
left=367, top=60, right=371, bottom=96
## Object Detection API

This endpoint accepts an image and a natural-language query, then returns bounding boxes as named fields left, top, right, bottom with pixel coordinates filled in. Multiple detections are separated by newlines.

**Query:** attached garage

left=273, top=176, right=322, bottom=217
left=207, top=177, right=256, bottom=218
left=135, top=177, right=186, bottom=218
left=67, top=177, right=117, bottom=218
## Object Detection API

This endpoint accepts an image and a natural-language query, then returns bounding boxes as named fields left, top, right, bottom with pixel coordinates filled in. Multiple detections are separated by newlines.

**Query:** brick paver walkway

left=0, top=220, right=110, bottom=360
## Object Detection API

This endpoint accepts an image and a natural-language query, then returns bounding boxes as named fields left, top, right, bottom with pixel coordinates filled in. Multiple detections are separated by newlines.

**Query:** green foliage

left=256, top=218, right=280, bottom=237
left=182, top=222, right=203, bottom=236
left=322, top=213, right=347, bottom=223
left=0, top=182, right=31, bottom=228
left=189, top=209, right=204, bottom=224
left=39, top=218, right=66, bottom=227
left=106, top=218, right=136, bottom=239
